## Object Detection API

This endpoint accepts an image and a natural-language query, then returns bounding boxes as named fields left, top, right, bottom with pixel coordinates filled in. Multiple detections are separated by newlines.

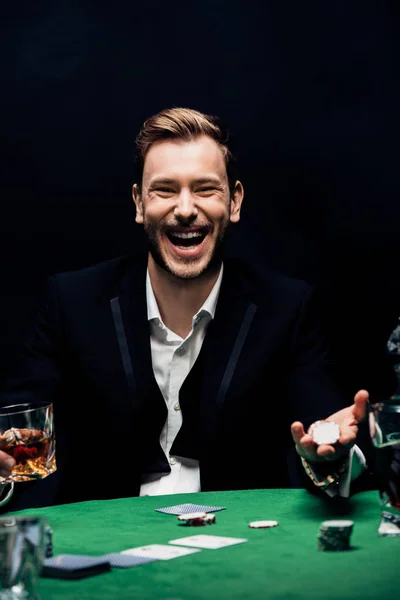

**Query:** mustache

left=159, top=220, right=212, bottom=232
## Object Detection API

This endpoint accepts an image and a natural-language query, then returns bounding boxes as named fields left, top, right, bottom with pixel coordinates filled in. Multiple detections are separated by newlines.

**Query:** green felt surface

left=9, top=490, right=400, bottom=600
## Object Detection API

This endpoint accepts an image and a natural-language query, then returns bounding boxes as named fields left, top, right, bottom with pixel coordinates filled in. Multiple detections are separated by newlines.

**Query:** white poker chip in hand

left=310, top=421, right=340, bottom=445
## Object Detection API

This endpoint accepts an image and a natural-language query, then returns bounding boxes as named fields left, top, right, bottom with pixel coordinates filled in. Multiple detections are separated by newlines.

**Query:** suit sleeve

left=286, top=286, right=372, bottom=494
left=0, top=277, right=64, bottom=407
left=287, top=286, right=348, bottom=428
left=0, top=277, right=65, bottom=513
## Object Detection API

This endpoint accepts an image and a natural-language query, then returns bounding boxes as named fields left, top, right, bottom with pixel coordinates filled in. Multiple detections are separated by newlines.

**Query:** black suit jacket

left=1, top=255, right=349, bottom=510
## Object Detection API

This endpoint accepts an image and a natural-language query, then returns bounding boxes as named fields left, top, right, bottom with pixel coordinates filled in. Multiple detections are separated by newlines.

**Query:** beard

left=143, top=217, right=230, bottom=280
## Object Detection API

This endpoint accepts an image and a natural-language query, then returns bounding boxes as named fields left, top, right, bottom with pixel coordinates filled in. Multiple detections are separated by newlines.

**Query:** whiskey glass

left=0, top=403, right=56, bottom=483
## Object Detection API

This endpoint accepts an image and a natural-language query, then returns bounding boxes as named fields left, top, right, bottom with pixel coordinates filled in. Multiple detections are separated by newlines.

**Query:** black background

left=1, top=1, right=399, bottom=398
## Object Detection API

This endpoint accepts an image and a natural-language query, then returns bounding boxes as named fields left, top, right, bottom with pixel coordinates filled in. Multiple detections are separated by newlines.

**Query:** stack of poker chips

left=44, top=524, right=54, bottom=558
left=317, top=520, right=354, bottom=551
left=177, top=512, right=216, bottom=526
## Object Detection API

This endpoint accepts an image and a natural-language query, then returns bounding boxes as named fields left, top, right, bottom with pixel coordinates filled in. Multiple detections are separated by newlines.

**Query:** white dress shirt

left=140, top=264, right=365, bottom=498
left=139, top=265, right=224, bottom=496
left=0, top=264, right=366, bottom=507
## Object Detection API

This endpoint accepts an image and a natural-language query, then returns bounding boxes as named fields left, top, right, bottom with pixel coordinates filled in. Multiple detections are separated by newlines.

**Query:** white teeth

left=171, top=231, right=204, bottom=239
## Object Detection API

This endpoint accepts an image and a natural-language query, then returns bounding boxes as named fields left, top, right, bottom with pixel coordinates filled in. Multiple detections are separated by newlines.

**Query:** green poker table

left=11, top=489, right=399, bottom=600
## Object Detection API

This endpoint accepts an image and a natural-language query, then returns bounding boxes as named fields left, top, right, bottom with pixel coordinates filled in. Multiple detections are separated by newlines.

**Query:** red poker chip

left=177, top=512, right=207, bottom=521
left=177, top=512, right=216, bottom=526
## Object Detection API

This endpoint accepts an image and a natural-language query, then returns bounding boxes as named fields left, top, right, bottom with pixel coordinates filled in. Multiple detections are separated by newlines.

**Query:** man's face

left=133, top=135, right=243, bottom=280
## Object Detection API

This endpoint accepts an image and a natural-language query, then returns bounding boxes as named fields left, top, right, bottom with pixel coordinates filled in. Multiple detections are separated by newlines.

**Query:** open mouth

left=166, top=228, right=208, bottom=249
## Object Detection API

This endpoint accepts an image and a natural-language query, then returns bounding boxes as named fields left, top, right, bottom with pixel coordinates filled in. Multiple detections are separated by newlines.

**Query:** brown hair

left=135, top=107, right=237, bottom=194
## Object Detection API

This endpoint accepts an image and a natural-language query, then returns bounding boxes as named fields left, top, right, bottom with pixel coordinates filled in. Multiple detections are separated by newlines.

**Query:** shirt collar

left=146, top=271, right=162, bottom=322
left=146, top=264, right=224, bottom=325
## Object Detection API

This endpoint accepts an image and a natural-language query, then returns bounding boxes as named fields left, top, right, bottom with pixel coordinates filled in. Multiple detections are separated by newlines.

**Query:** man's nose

left=174, top=190, right=198, bottom=221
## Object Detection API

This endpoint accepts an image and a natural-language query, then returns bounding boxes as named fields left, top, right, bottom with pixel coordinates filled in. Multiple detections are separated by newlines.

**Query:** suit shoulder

left=227, top=258, right=312, bottom=302
left=51, top=254, right=146, bottom=298
left=53, top=255, right=126, bottom=286
left=255, top=264, right=311, bottom=297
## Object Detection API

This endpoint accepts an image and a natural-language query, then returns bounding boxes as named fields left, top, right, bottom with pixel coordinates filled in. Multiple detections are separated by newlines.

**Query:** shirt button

left=170, top=456, right=176, bottom=465
left=176, top=346, right=186, bottom=356
left=174, top=402, right=181, bottom=411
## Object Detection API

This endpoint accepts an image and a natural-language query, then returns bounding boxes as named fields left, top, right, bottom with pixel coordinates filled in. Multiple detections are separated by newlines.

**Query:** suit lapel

left=179, top=260, right=258, bottom=453
left=111, top=258, right=166, bottom=421
left=112, top=257, right=257, bottom=465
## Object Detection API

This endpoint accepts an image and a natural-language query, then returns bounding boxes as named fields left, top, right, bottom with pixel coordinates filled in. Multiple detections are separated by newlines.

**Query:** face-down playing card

left=155, top=503, right=226, bottom=515
left=122, top=544, right=201, bottom=560
left=41, top=555, right=111, bottom=579
left=102, top=553, right=158, bottom=568
left=168, top=535, right=248, bottom=549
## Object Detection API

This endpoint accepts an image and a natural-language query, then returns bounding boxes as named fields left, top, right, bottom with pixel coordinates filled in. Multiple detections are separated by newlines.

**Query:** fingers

left=339, top=424, right=358, bottom=447
left=299, top=433, right=318, bottom=457
left=353, top=389, right=369, bottom=423
left=292, top=422, right=323, bottom=461
left=315, top=444, right=336, bottom=458
left=291, top=421, right=305, bottom=445
left=291, top=422, right=320, bottom=455
left=292, top=421, right=350, bottom=463
left=0, top=451, right=15, bottom=479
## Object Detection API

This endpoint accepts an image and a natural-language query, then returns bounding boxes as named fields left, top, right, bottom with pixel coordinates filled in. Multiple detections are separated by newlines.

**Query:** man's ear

left=229, top=181, right=244, bottom=223
left=132, top=184, right=144, bottom=224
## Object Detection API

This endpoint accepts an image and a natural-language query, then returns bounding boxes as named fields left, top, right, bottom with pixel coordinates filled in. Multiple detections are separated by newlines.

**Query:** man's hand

left=291, top=389, right=369, bottom=465
left=0, top=451, right=15, bottom=479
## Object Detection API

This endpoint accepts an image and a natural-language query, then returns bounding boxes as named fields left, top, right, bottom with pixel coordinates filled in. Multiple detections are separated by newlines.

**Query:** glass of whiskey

left=0, top=402, right=56, bottom=482
left=369, top=398, right=400, bottom=536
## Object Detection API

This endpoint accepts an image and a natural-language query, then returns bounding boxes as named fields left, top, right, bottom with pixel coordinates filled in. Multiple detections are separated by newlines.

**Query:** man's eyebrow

left=148, top=178, right=177, bottom=186
left=148, top=176, right=224, bottom=187
left=193, top=177, right=223, bottom=185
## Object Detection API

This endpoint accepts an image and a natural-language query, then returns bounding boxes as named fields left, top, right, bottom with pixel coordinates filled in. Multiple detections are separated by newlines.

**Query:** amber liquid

left=0, top=428, right=56, bottom=482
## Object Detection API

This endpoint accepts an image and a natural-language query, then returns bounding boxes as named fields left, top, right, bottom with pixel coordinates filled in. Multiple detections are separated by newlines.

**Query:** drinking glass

left=0, top=403, right=56, bottom=483
left=0, top=516, right=47, bottom=600
left=369, top=398, right=400, bottom=536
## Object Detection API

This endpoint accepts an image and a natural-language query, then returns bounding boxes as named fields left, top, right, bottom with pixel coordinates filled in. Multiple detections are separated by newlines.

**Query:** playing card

left=41, top=555, right=111, bottom=579
left=155, top=503, right=226, bottom=515
left=43, top=555, right=109, bottom=569
left=169, top=535, right=248, bottom=549
left=103, top=553, right=157, bottom=568
left=121, top=544, right=201, bottom=560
